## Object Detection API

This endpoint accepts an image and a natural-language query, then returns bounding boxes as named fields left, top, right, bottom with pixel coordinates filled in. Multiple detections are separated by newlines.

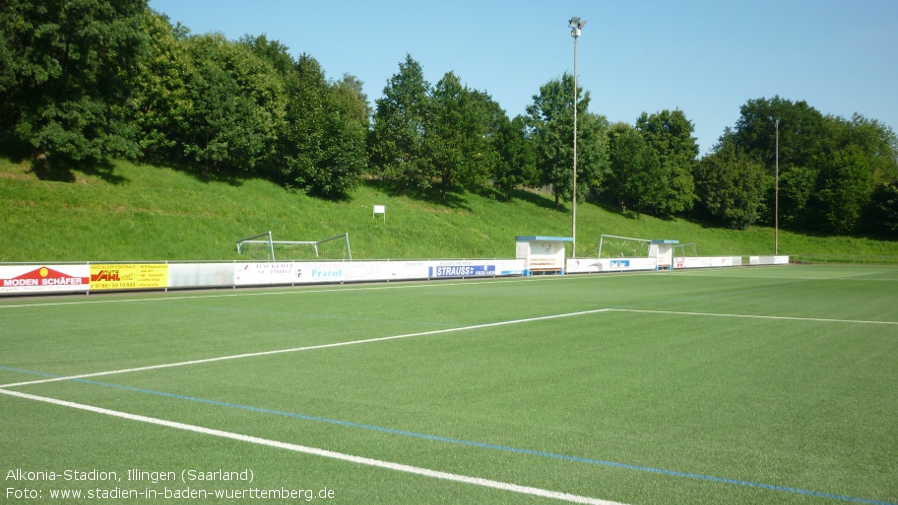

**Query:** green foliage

left=0, top=0, right=149, bottom=164
left=3, top=156, right=898, bottom=263
left=423, top=72, right=494, bottom=200
left=370, top=57, right=527, bottom=203
left=728, top=96, right=898, bottom=235
left=3, top=6, right=896, bottom=236
left=813, top=145, right=872, bottom=234
left=635, top=109, right=698, bottom=215
left=130, top=10, right=191, bottom=159
left=491, top=115, right=537, bottom=201
left=868, top=176, right=898, bottom=236
left=179, top=33, right=281, bottom=177
left=277, top=53, right=366, bottom=199
left=777, top=165, right=816, bottom=229
left=604, top=123, right=664, bottom=218
left=525, top=73, right=608, bottom=208
left=694, top=136, right=766, bottom=229
left=332, top=73, right=372, bottom=127
left=369, top=54, right=430, bottom=192
left=733, top=96, right=827, bottom=171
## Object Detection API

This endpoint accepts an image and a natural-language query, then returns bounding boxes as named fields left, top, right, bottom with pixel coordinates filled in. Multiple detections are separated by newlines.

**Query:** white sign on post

left=373, top=205, right=385, bottom=222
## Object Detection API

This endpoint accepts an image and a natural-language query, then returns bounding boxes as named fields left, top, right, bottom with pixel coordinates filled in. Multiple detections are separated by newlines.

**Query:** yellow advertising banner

left=89, top=264, right=168, bottom=291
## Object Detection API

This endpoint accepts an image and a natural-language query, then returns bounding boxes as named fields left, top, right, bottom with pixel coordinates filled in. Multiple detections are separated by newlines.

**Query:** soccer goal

left=596, top=234, right=651, bottom=258
left=236, top=232, right=352, bottom=261
left=672, top=243, right=698, bottom=257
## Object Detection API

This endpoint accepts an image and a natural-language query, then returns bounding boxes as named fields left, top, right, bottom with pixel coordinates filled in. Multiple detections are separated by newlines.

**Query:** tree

left=693, top=135, right=767, bottom=229
left=869, top=176, right=898, bottom=237
left=278, top=53, right=366, bottom=199
left=0, top=0, right=149, bottom=164
left=423, top=72, right=494, bottom=200
left=777, top=165, right=816, bottom=229
left=369, top=54, right=430, bottom=192
left=605, top=123, right=664, bottom=218
left=492, top=115, right=537, bottom=201
left=732, top=96, right=827, bottom=171
left=526, top=73, right=608, bottom=208
left=635, top=109, right=698, bottom=215
left=178, top=33, right=282, bottom=178
left=813, top=146, right=872, bottom=234
left=332, top=73, right=372, bottom=127
left=130, top=10, right=192, bottom=162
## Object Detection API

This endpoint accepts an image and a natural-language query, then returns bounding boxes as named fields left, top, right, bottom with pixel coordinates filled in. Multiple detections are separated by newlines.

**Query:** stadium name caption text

left=6, top=468, right=254, bottom=484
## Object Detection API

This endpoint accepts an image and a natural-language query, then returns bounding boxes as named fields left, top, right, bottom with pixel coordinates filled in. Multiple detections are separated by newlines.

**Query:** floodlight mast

left=568, top=17, right=586, bottom=258
left=773, top=118, right=780, bottom=256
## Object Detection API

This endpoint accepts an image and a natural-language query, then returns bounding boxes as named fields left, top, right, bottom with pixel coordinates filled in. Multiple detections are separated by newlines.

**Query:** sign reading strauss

left=428, top=265, right=496, bottom=278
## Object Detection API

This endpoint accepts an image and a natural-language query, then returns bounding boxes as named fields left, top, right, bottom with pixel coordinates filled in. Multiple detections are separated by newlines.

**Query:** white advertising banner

left=234, top=262, right=302, bottom=286
left=674, top=257, right=745, bottom=269
left=750, top=256, right=790, bottom=266
left=0, top=264, right=90, bottom=294
left=566, top=257, right=658, bottom=274
left=233, top=259, right=527, bottom=287
left=168, top=263, right=235, bottom=287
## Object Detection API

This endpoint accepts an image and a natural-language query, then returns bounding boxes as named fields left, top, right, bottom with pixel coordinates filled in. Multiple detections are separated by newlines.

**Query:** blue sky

left=147, top=0, right=897, bottom=155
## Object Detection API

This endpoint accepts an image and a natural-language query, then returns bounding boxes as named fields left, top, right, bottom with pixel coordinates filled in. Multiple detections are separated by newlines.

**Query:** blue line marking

left=0, top=366, right=62, bottom=379
left=2, top=365, right=894, bottom=505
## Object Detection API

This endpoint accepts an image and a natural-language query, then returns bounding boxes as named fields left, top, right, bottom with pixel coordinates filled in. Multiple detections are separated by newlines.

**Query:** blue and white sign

left=429, top=265, right=496, bottom=278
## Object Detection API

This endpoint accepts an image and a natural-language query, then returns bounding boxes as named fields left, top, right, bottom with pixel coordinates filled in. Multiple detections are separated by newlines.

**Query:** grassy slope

left=1, top=157, right=897, bottom=262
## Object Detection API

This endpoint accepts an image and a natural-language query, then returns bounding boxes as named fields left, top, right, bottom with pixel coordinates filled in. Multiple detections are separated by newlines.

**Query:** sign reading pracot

left=0, top=265, right=90, bottom=293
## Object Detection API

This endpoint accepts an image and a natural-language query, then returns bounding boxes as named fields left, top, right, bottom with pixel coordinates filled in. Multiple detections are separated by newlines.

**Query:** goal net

left=236, top=232, right=352, bottom=261
left=596, top=234, right=651, bottom=258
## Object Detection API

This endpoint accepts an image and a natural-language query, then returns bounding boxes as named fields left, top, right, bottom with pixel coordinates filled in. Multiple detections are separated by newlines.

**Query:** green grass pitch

left=2, top=265, right=897, bottom=504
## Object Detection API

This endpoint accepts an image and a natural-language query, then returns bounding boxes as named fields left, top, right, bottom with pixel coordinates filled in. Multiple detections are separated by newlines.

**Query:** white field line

left=667, top=272, right=898, bottom=282
left=0, top=388, right=626, bottom=505
left=0, top=308, right=611, bottom=389
left=608, top=308, right=898, bottom=325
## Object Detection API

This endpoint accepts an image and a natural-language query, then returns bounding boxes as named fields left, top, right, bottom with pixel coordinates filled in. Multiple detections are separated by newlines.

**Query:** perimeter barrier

left=0, top=255, right=791, bottom=296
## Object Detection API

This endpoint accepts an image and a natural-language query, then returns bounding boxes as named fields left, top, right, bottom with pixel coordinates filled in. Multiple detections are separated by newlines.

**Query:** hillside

left=2, top=157, right=897, bottom=263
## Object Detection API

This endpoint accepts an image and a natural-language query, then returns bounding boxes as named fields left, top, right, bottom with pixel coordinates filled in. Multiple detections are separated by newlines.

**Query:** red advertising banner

left=0, top=265, right=90, bottom=294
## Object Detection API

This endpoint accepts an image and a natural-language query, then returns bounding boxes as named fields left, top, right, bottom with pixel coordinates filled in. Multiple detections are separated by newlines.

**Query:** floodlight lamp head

left=569, top=17, right=586, bottom=37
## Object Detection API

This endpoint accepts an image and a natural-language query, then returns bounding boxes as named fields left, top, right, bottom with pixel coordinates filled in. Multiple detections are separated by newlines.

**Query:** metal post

left=572, top=33, right=578, bottom=259
left=773, top=119, right=780, bottom=256
left=568, top=17, right=585, bottom=258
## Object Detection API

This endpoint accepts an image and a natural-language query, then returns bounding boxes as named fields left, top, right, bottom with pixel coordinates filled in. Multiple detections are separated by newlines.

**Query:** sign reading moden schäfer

left=0, top=265, right=90, bottom=293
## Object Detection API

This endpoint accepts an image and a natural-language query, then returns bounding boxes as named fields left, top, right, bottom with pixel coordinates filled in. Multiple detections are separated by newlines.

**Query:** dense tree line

left=2, top=1, right=896, bottom=236
left=699, top=97, right=898, bottom=235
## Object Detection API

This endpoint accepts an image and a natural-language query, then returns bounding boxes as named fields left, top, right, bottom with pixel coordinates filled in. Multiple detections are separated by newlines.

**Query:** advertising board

left=0, top=265, right=90, bottom=294
left=565, top=258, right=658, bottom=274
left=428, top=265, right=496, bottom=278
left=89, top=264, right=168, bottom=291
